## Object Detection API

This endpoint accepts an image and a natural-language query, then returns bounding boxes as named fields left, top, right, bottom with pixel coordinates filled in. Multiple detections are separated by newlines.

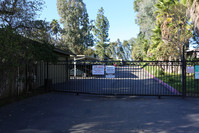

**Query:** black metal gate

left=44, top=60, right=199, bottom=97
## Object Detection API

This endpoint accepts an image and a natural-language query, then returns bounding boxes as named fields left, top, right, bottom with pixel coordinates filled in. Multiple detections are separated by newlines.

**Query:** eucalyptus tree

left=93, top=7, right=110, bottom=60
left=123, top=40, right=132, bottom=60
left=133, top=0, right=158, bottom=40
left=106, top=42, right=117, bottom=59
left=181, top=0, right=199, bottom=35
left=116, top=39, right=126, bottom=60
left=57, top=0, right=94, bottom=54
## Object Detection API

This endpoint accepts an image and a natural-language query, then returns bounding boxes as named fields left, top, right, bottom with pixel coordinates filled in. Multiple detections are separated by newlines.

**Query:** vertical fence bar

left=182, top=58, right=186, bottom=98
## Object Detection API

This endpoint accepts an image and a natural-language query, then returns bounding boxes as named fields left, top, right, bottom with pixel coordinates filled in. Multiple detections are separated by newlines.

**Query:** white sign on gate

left=106, top=74, right=115, bottom=78
left=105, top=65, right=115, bottom=78
left=106, top=65, right=115, bottom=74
left=92, top=65, right=104, bottom=75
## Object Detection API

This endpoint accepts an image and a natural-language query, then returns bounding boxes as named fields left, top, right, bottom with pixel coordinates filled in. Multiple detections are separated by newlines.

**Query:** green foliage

left=57, top=0, right=94, bottom=54
left=154, top=69, right=164, bottom=76
left=133, top=0, right=143, bottom=12
left=122, top=40, right=132, bottom=60
left=134, top=0, right=158, bottom=40
left=0, top=0, right=44, bottom=32
left=168, top=77, right=175, bottom=82
left=106, top=42, right=117, bottom=59
left=84, top=48, right=95, bottom=56
left=0, top=27, right=57, bottom=69
left=116, top=39, right=124, bottom=60
left=106, top=40, right=132, bottom=61
left=0, top=0, right=57, bottom=68
left=148, top=24, right=173, bottom=61
left=50, top=19, right=61, bottom=41
left=154, top=0, right=193, bottom=60
left=25, top=20, right=52, bottom=43
left=131, top=33, right=150, bottom=61
left=93, top=7, right=110, bottom=60
left=0, top=0, right=59, bottom=97
left=133, top=0, right=193, bottom=61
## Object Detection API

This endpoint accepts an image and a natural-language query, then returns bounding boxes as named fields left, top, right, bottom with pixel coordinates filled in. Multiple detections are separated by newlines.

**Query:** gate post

left=74, top=57, right=77, bottom=79
left=182, top=44, right=186, bottom=98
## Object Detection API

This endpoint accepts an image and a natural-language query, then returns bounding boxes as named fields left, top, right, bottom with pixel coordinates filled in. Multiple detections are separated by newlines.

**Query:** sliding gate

left=46, top=60, right=190, bottom=96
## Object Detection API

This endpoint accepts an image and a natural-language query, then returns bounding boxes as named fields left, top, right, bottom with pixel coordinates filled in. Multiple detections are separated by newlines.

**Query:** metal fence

left=1, top=60, right=199, bottom=98
left=186, top=61, right=199, bottom=97
left=46, top=60, right=195, bottom=97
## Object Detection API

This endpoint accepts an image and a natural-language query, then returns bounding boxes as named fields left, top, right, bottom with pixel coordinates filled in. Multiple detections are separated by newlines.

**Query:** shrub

left=154, top=69, right=164, bottom=76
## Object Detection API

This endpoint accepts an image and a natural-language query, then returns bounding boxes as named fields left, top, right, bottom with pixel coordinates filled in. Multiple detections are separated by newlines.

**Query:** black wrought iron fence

left=47, top=61, right=186, bottom=96
left=186, top=61, right=199, bottom=97
left=1, top=60, right=199, bottom=98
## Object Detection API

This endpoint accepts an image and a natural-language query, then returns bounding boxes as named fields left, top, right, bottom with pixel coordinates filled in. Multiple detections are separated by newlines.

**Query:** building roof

left=53, top=48, right=75, bottom=56
left=70, top=55, right=99, bottom=61
left=186, top=49, right=199, bottom=52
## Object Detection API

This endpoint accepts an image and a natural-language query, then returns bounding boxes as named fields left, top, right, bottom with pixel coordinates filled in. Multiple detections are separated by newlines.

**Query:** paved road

left=54, top=66, right=177, bottom=96
left=0, top=93, right=199, bottom=133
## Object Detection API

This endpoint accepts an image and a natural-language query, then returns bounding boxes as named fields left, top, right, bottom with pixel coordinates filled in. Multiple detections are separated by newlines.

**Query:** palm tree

left=154, top=0, right=193, bottom=60
left=50, top=19, right=60, bottom=41
left=155, top=0, right=178, bottom=42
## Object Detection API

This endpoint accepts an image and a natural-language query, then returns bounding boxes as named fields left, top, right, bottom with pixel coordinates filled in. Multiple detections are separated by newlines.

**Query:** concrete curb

left=143, top=69, right=181, bottom=95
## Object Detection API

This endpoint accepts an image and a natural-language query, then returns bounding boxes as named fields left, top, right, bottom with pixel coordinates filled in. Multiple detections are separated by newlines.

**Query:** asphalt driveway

left=54, top=66, right=176, bottom=96
left=0, top=93, right=199, bottom=133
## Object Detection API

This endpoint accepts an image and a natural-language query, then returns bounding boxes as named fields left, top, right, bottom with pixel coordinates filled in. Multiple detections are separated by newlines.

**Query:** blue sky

left=39, top=0, right=140, bottom=42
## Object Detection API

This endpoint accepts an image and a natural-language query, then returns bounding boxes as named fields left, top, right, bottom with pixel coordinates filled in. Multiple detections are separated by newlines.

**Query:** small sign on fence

left=106, top=65, right=115, bottom=78
left=92, top=65, right=104, bottom=75
left=106, top=65, right=115, bottom=74
left=195, top=65, right=199, bottom=79
left=106, top=75, right=115, bottom=78
left=187, top=66, right=194, bottom=73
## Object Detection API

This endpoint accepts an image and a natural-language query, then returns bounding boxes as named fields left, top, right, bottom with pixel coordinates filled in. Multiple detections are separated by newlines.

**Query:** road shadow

left=0, top=93, right=199, bottom=133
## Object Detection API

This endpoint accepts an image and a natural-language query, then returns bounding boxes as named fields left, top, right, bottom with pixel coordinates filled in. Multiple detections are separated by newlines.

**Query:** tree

left=50, top=19, right=61, bottom=41
left=106, top=42, right=117, bottom=59
left=26, top=20, right=52, bottom=43
left=57, top=0, right=94, bottom=54
left=84, top=48, right=95, bottom=56
left=0, top=0, right=54, bottom=67
left=93, top=7, right=110, bottom=60
left=116, top=39, right=126, bottom=60
left=133, top=0, right=158, bottom=40
left=123, top=40, right=132, bottom=60
left=154, top=0, right=193, bottom=60
left=182, top=0, right=199, bottom=35
left=0, top=0, right=59, bottom=96
left=0, top=0, right=44, bottom=33
left=131, top=33, right=149, bottom=61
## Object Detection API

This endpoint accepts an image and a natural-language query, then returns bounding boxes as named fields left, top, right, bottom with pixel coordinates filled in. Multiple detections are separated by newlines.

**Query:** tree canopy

left=0, top=0, right=44, bottom=32
left=93, top=7, right=110, bottom=60
left=132, top=0, right=194, bottom=61
left=0, top=0, right=57, bottom=68
left=57, top=0, right=94, bottom=54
